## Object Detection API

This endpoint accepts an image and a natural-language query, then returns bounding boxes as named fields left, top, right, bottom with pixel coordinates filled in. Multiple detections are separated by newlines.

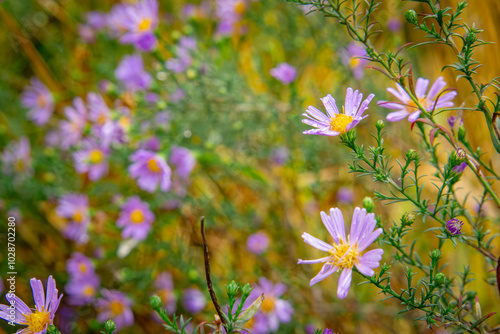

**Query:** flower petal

left=320, top=94, right=339, bottom=118
left=337, top=268, right=352, bottom=299
left=310, top=263, right=338, bottom=286
left=301, top=232, right=332, bottom=252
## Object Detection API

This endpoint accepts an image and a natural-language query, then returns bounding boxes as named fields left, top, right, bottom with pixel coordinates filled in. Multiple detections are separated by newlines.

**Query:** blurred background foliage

left=0, top=0, right=499, bottom=333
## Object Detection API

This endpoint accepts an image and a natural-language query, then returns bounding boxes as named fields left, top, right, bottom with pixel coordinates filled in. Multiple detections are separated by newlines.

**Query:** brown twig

left=200, top=216, right=226, bottom=326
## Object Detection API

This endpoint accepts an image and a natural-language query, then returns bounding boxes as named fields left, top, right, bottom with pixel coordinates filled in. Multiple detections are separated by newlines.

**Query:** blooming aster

left=169, top=146, right=196, bottom=181
left=341, top=42, right=368, bottom=80
left=1, top=137, right=33, bottom=178
left=73, top=139, right=110, bottom=181
left=87, top=92, right=111, bottom=126
left=115, top=55, right=153, bottom=92
left=119, top=0, right=159, bottom=52
left=298, top=207, right=383, bottom=299
left=270, top=63, right=297, bottom=85
left=244, top=277, right=293, bottom=333
left=21, top=77, right=55, bottom=125
left=182, top=288, right=206, bottom=314
left=0, top=276, right=63, bottom=334
left=96, top=290, right=134, bottom=331
left=302, top=88, right=374, bottom=136
left=246, top=232, right=270, bottom=255
left=65, top=274, right=100, bottom=306
left=216, top=0, right=248, bottom=35
left=56, top=194, right=90, bottom=244
left=59, top=97, right=87, bottom=149
left=116, top=196, right=155, bottom=240
left=378, top=76, right=457, bottom=122
left=128, top=149, right=172, bottom=193
left=153, top=272, right=176, bottom=315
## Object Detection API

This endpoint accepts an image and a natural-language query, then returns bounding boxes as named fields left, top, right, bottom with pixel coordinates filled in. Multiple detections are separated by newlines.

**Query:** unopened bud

left=434, top=273, right=446, bottom=285
left=362, top=197, right=375, bottom=213
left=405, top=10, right=418, bottom=25
left=465, top=31, right=477, bottom=45
left=104, top=320, right=117, bottom=332
left=150, top=295, right=163, bottom=309
left=402, top=212, right=416, bottom=226
left=375, top=119, right=385, bottom=131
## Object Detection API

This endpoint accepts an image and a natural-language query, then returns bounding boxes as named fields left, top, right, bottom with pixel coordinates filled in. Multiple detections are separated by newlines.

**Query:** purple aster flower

left=87, top=92, right=111, bottom=126
left=0, top=276, right=63, bottom=333
left=182, top=288, right=206, bottom=314
left=341, top=43, right=368, bottom=80
left=169, top=146, right=196, bottom=181
left=271, top=146, right=289, bottom=165
left=96, top=290, right=134, bottom=331
left=270, top=63, right=297, bottom=85
left=119, top=0, right=159, bottom=52
left=66, top=253, right=96, bottom=279
left=21, top=77, right=55, bottom=125
left=115, top=55, right=153, bottom=92
left=56, top=194, right=90, bottom=244
left=337, top=187, right=353, bottom=204
left=246, top=232, right=270, bottom=255
left=154, top=272, right=176, bottom=314
left=116, top=196, right=155, bottom=240
left=73, top=139, right=110, bottom=181
left=107, top=3, right=129, bottom=37
left=141, top=137, right=160, bottom=152
left=244, top=277, right=293, bottom=332
left=298, top=207, right=384, bottom=299
left=216, top=0, right=248, bottom=35
left=323, top=330, right=335, bottom=334
left=446, top=218, right=463, bottom=235
left=129, top=149, right=172, bottom=193
left=78, top=24, right=96, bottom=43
left=86, top=11, right=107, bottom=30
left=447, top=115, right=463, bottom=129
left=378, top=76, right=457, bottom=122
left=302, top=88, right=374, bottom=136
left=1, top=137, right=33, bottom=177
left=387, top=18, right=402, bottom=32
left=65, top=274, right=100, bottom=306
left=452, top=162, right=467, bottom=174
left=59, top=97, right=87, bottom=149
left=165, top=37, right=197, bottom=73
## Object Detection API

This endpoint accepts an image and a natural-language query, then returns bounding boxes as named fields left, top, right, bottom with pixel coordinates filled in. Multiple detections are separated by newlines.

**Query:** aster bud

left=362, top=196, right=375, bottom=213
left=465, top=31, right=477, bottom=45
left=434, top=273, right=446, bottom=285
left=104, top=320, right=117, bottom=332
left=402, top=212, right=416, bottom=226
left=241, top=283, right=253, bottom=298
left=405, top=10, right=418, bottom=25
left=47, top=325, right=62, bottom=334
left=406, top=149, right=419, bottom=162
left=458, top=125, right=466, bottom=141
left=446, top=218, right=463, bottom=235
left=450, top=148, right=466, bottom=167
left=375, top=119, right=385, bottom=131
left=475, top=295, right=482, bottom=318
left=430, top=249, right=441, bottom=261
left=150, top=295, right=163, bottom=309
left=226, top=280, right=239, bottom=297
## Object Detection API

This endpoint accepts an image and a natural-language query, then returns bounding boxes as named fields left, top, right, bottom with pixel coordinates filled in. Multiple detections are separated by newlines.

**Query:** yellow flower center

left=89, top=149, right=104, bottom=164
left=37, top=95, right=47, bottom=108
left=329, top=107, right=353, bottom=133
left=14, top=160, right=25, bottom=172
left=147, top=158, right=161, bottom=173
left=73, top=210, right=84, bottom=223
left=110, top=300, right=125, bottom=316
left=261, top=297, right=275, bottom=313
left=130, top=209, right=144, bottom=224
left=328, top=238, right=359, bottom=269
left=23, top=309, right=51, bottom=333
left=79, top=263, right=87, bottom=273
left=235, top=1, right=246, bottom=14
left=406, top=97, right=429, bottom=112
left=83, top=285, right=95, bottom=297
left=97, top=113, right=107, bottom=125
left=138, top=18, right=152, bottom=32
left=349, top=57, right=360, bottom=68
left=118, top=116, right=131, bottom=129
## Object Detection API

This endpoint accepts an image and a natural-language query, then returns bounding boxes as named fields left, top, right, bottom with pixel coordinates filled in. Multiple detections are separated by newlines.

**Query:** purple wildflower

left=1, top=137, right=32, bottom=177
left=86, top=11, right=108, bottom=30
left=0, top=276, right=63, bottom=333
left=107, top=3, right=129, bottom=37
left=119, top=0, right=159, bottom=52
left=446, top=218, right=463, bottom=235
left=337, top=187, right=353, bottom=204
left=129, top=150, right=172, bottom=193
left=302, top=88, right=374, bottom=136
left=116, top=196, right=155, bottom=240
left=154, top=272, right=176, bottom=314
left=87, top=92, right=111, bottom=126
left=59, top=97, right=87, bottom=149
left=298, top=207, right=383, bottom=299
left=56, top=194, right=90, bottom=244
left=96, top=290, right=134, bottom=331
left=165, top=37, right=197, bottom=73
left=341, top=43, right=368, bottom=80
left=452, top=162, right=467, bottom=174
left=21, top=77, right=54, bottom=125
left=182, top=288, right=206, bottom=314
left=244, top=277, right=293, bottom=332
left=271, top=146, right=289, bottom=166
left=169, top=146, right=196, bottom=181
left=378, top=76, right=457, bottom=122
left=387, top=18, right=402, bottom=32
left=270, top=63, right=297, bottom=85
left=115, top=55, right=153, bottom=92
left=65, top=274, right=100, bottom=306
left=66, top=253, right=95, bottom=279
left=216, top=0, right=248, bottom=35
left=73, top=139, right=110, bottom=181
left=246, top=232, right=270, bottom=255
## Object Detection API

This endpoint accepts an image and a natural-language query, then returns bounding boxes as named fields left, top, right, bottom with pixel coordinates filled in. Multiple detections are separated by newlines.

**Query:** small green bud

left=405, top=10, right=418, bottom=25
left=465, top=31, right=477, bottom=45
left=150, top=295, right=163, bottom=309
left=401, top=212, right=416, bottom=226
left=375, top=119, right=385, bottom=131
left=171, top=30, right=182, bottom=41
left=430, top=249, right=442, bottom=261
left=340, top=129, right=356, bottom=147
left=47, top=325, right=62, bottom=334
left=434, top=273, right=446, bottom=285
left=405, top=149, right=419, bottom=162
left=226, top=280, right=239, bottom=297
left=241, top=283, right=253, bottom=297
left=458, top=125, right=466, bottom=141
left=362, top=197, right=375, bottom=213
left=105, top=320, right=117, bottom=332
